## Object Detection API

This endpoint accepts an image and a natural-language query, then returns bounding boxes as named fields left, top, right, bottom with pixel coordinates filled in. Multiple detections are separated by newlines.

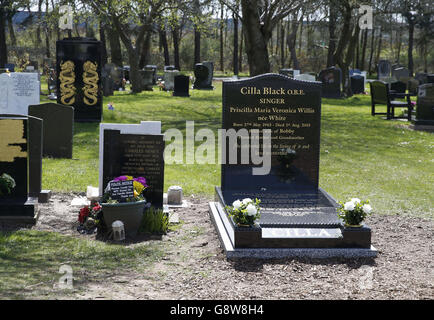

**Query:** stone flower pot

left=102, top=200, right=146, bottom=237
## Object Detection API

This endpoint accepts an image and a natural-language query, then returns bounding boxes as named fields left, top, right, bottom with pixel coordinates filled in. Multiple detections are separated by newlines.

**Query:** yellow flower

left=133, top=180, right=145, bottom=195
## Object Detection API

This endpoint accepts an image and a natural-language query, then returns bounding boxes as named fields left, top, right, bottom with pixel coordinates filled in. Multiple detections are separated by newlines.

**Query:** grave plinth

left=209, top=74, right=376, bottom=258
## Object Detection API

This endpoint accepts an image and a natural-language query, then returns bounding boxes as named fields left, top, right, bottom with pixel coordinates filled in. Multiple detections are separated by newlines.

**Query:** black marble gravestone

left=318, top=67, right=342, bottom=98
left=210, top=74, right=373, bottom=250
left=377, top=60, right=391, bottom=79
left=102, top=130, right=165, bottom=208
left=56, top=37, right=102, bottom=122
left=0, top=114, right=48, bottom=203
left=139, top=70, right=154, bottom=91
left=414, top=83, right=434, bottom=127
left=28, top=103, right=74, bottom=159
left=350, top=75, right=365, bottom=94
left=193, top=62, right=214, bottom=90
left=173, top=75, right=190, bottom=97
left=102, top=68, right=115, bottom=97
left=0, top=116, right=39, bottom=221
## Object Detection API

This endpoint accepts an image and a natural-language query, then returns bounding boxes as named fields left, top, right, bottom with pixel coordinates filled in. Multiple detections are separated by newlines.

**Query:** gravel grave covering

left=4, top=193, right=434, bottom=300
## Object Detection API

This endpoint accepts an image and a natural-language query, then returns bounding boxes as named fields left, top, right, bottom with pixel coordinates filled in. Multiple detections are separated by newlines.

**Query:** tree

left=1, top=0, right=30, bottom=67
left=222, top=0, right=302, bottom=76
left=87, top=0, right=170, bottom=93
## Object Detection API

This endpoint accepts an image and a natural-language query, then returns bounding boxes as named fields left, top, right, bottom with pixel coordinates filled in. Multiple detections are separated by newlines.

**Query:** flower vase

left=102, top=200, right=146, bottom=237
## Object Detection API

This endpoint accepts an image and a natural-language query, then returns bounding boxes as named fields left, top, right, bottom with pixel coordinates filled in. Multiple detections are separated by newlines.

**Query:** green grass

left=39, top=80, right=433, bottom=218
left=0, top=230, right=164, bottom=299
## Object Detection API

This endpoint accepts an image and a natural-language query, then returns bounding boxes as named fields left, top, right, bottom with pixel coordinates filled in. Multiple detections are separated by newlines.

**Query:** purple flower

left=113, top=176, right=128, bottom=182
left=134, top=177, right=148, bottom=188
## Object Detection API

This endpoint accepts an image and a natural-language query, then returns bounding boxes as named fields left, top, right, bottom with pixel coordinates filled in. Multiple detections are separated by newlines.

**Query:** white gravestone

left=0, top=73, right=40, bottom=115
left=163, top=70, right=180, bottom=91
left=98, top=121, right=162, bottom=195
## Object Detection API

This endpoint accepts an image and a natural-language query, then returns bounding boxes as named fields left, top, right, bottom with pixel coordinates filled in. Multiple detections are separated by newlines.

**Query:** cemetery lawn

left=0, top=229, right=165, bottom=299
left=40, top=81, right=434, bottom=219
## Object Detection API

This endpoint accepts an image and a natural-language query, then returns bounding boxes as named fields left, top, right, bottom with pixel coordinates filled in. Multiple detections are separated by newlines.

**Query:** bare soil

left=29, top=193, right=434, bottom=299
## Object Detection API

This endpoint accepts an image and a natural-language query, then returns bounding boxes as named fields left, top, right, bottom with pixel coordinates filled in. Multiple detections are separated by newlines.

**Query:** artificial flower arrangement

left=0, top=173, right=16, bottom=196
left=337, top=197, right=373, bottom=227
left=77, top=201, right=103, bottom=234
left=77, top=175, right=148, bottom=234
left=102, top=175, right=149, bottom=203
left=226, top=198, right=261, bottom=227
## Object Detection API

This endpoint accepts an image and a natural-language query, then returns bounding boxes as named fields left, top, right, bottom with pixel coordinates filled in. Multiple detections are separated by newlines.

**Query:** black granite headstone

left=0, top=116, right=38, bottom=219
left=193, top=62, right=214, bottom=89
left=350, top=75, right=365, bottom=94
left=0, top=114, right=44, bottom=201
left=415, top=83, right=434, bottom=126
left=219, top=73, right=339, bottom=228
left=102, top=130, right=165, bottom=208
left=211, top=74, right=373, bottom=250
left=318, top=67, right=342, bottom=98
left=377, top=60, right=391, bottom=79
left=28, top=103, right=74, bottom=159
left=56, top=37, right=102, bottom=122
left=139, top=70, right=154, bottom=91
left=173, top=75, right=190, bottom=97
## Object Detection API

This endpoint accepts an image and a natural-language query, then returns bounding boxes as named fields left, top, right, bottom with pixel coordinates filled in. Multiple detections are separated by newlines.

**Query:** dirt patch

left=13, top=193, right=434, bottom=299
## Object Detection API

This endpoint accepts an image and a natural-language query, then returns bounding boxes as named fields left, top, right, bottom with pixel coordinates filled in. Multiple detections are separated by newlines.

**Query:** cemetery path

left=29, top=193, right=434, bottom=300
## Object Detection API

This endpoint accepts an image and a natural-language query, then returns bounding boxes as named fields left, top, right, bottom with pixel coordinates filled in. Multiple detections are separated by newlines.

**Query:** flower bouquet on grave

left=337, top=198, right=373, bottom=227
left=226, top=198, right=261, bottom=227
left=0, top=173, right=16, bottom=196
left=77, top=201, right=103, bottom=234
left=101, top=175, right=149, bottom=237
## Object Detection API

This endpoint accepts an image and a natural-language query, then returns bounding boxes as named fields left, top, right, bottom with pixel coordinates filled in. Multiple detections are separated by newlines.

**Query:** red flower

left=78, top=206, right=90, bottom=224
left=92, top=204, right=102, bottom=213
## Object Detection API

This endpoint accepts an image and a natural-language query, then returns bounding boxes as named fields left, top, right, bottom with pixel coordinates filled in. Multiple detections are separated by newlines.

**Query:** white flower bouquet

left=226, top=198, right=261, bottom=227
left=337, top=198, right=373, bottom=227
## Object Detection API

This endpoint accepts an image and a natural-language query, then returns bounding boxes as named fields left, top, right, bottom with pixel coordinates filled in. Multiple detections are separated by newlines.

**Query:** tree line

left=0, top=0, right=433, bottom=94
